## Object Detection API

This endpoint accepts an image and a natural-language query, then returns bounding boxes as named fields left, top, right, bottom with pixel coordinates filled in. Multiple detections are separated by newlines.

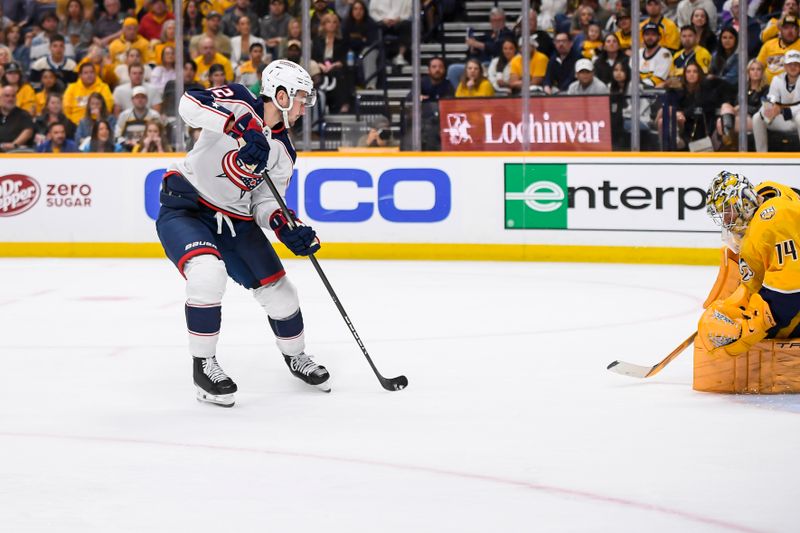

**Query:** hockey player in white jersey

left=156, top=60, right=330, bottom=407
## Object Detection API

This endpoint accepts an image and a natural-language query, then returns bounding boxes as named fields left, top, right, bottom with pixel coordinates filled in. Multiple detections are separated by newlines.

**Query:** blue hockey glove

left=225, top=113, right=269, bottom=175
left=269, top=209, right=321, bottom=256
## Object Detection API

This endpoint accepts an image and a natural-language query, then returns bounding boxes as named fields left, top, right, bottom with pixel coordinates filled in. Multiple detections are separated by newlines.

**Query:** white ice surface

left=1, top=258, right=799, bottom=533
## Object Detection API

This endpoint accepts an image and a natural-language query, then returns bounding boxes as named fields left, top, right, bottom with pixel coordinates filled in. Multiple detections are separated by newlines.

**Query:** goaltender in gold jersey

left=699, top=172, right=800, bottom=355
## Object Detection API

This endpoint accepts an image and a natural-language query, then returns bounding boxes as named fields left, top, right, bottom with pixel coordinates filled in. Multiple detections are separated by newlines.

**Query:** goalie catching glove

left=698, top=285, right=776, bottom=356
left=224, top=113, right=269, bottom=187
left=269, top=209, right=321, bottom=256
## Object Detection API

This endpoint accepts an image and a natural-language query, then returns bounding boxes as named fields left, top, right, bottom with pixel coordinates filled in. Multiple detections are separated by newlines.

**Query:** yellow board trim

left=0, top=242, right=720, bottom=265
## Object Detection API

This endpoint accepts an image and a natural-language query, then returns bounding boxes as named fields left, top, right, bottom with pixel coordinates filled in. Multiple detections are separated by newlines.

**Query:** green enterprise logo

left=504, top=163, right=568, bottom=229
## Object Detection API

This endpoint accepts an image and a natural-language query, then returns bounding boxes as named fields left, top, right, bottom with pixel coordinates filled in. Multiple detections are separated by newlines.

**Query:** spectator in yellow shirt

left=672, top=25, right=712, bottom=76
left=455, top=58, right=495, bottom=97
left=757, top=14, right=800, bottom=84
left=4, top=63, right=37, bottom=116
left=108, top=18, right=151, bottom=66
left=63, top=63, right=114, bottom=124
left=762, top=0, right=799, bottom=42
left=640, top=0, right=680, bottom=51
left=194, top=36, right=234, bottom=87
left=615, top=8, right=632, bottom=51
left=508, top=35, right=549, bottom=91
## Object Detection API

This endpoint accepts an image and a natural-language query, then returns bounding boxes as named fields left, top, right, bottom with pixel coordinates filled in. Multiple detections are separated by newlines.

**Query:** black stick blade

left=381, top=375, right=408, bottom=391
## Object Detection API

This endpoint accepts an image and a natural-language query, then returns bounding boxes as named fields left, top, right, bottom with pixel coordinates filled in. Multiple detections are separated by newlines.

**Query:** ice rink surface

left=2, top=257, right=799, bottom=533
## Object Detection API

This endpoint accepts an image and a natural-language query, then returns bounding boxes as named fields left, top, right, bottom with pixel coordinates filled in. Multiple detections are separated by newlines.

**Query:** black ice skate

left=284, top=353, right=331, bottom=392
left=193, top=356, right=238, bottom=407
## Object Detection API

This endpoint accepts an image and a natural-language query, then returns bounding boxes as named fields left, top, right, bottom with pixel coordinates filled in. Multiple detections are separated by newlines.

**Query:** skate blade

left=196, top=386, right=236, bottom=407
left=314, top=381, right=331, bottom=393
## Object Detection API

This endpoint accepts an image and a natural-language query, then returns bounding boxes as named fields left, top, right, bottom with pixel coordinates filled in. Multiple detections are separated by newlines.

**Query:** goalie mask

left=706, top=171, right=760, bottom=252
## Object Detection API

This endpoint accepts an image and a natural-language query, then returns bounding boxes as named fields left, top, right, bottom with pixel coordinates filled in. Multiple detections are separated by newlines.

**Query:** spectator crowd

left=1, top=0, right=800, bottom=152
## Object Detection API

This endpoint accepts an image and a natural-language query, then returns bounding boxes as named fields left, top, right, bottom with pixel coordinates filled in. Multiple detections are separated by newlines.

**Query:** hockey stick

left=261, top=173, right=408, bottom=392
left=606, top=332, right=697, bottom=379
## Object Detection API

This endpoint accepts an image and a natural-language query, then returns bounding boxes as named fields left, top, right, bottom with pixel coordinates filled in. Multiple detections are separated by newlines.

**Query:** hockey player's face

left=287, top=91, right=308, bottom=125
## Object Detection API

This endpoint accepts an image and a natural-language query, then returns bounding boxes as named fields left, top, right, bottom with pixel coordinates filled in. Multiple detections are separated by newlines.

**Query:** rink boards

left=1, top=152, right=799, bottom=264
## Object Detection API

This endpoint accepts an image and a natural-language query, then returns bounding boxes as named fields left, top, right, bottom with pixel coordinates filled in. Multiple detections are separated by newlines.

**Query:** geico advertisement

left=503, top=162, right=800, bottom=233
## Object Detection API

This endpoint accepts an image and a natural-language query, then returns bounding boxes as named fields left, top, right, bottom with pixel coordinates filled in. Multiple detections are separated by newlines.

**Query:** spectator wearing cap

left=594, top=32, right=629, bottom=85
left=757, top=13, right=800, bottom=83
left=455, top=57, right=495, bottom=97
left=466, top=7, right=514, bottom=63
left=762, top=0, right=799, bottom=42
left=230, top=15, right=265, bottom=67
left=614, top=7, right=632, bottom=52
left=223, top=0, right=260, bottom=37
left=115, top=85, right=161, bottom=151
left=190, top=10, right=232, bottom=58
left=113, top=63, right=161, bottom=114
left=0, top=84, right=34, bottom=151
left=3, top=62, right=35, bottom=115
left=488, top=38, right=518, bottom=95
left=721, top=0, right=762, bottom=59
left=36, top=122, right=78, bottom=152
left=235, top=41, right=265, bottom=88
left=63, top=62, right=113, bottom=124
left=753, top=49, right=800, bottom=151
left=29, top=34, right=77, bottom=89
left=30, top=12, right=76, bottom=62
left=284, top=38, right=322, bottom=87
left=109, top=18, right=151, bottom=66
left=675, top=0, right=717, bottom=31
left=671, top=25, right=712, bottom=76
left=139, top=0, right=175, bottom=41
left=639, top=0, right=680, bottom=51
left=639, top=22, right=673, bottom=87
left=93, top=0, right=125, bottom=48
left=310, top=0, right=336, bottom=39
left=194, top=36, right=234, bottom=87
left=508, top=35, right=549, bottom=92
left=567, top=58, right=609, bottom=94
left=544, top=32, right=580, bottom=94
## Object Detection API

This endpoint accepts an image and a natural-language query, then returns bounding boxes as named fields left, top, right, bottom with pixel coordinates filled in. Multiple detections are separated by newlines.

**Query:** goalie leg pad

left=184, top=255, right=228, bottom=358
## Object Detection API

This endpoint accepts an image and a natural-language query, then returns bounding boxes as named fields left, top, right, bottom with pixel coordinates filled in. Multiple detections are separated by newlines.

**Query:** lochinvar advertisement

left=438, top=96, right=612, bottom=152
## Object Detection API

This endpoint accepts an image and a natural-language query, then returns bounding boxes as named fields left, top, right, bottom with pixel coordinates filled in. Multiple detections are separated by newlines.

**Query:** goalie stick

left=261, top=170, right=409, bottom=392
left=606, top=332, right=697, bottom=379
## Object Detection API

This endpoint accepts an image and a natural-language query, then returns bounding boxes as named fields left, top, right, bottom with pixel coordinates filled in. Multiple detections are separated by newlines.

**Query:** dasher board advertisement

left=438, top=96, right=612, bottom=151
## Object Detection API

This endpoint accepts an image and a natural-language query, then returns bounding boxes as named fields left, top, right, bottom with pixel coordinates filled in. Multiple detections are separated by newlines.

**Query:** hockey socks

left=193, top=356, right=237, bottom=407
left=185, top=303, right=221, bottom=358
left=268, top=309, right=306, bottom=356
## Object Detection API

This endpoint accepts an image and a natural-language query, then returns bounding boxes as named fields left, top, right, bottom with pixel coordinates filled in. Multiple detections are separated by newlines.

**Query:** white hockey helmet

left=260, top=59, right=317, bottom=112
